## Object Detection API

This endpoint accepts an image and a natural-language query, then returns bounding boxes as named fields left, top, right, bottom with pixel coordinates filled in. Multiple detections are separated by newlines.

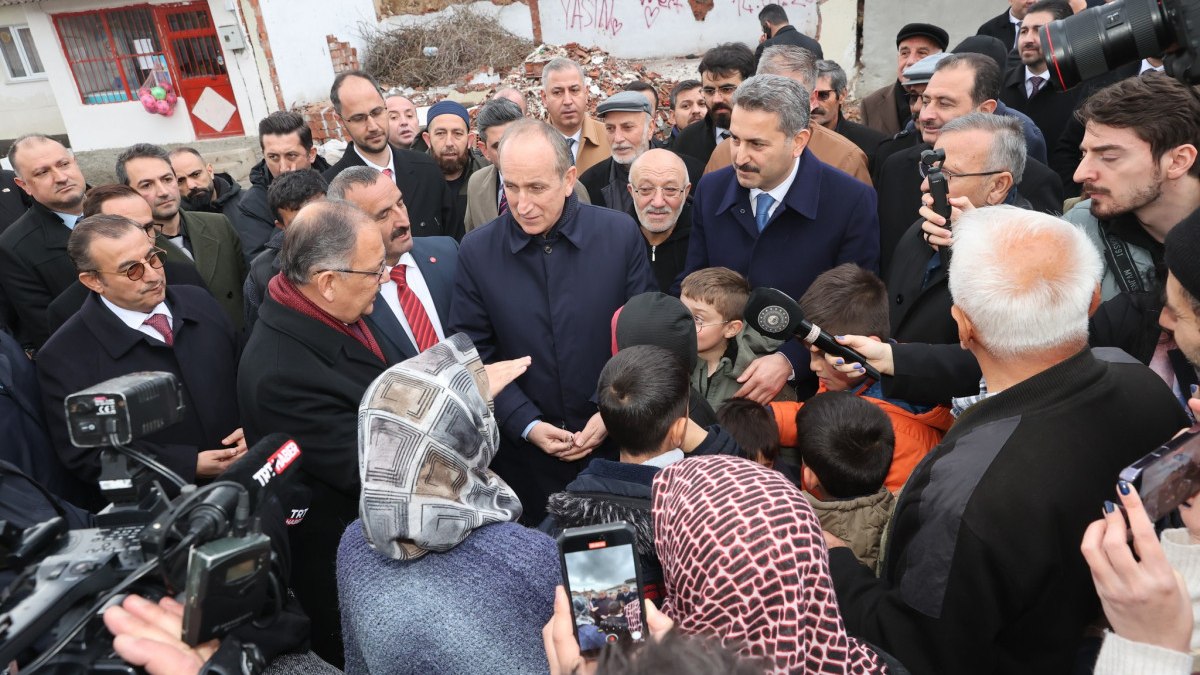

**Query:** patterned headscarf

left=651, top=456, right=885, bottom=674
left=358, top=333, right=522, bottom=560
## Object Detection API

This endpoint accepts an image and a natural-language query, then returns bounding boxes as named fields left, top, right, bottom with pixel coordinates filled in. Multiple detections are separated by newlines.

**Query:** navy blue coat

left=36, top=286, right=240, bottom=510
left=450, top=197, right=656, bottom=521
left=678, top=148, right=880, bottom=371
left=363, top=236, right=459, bottom=362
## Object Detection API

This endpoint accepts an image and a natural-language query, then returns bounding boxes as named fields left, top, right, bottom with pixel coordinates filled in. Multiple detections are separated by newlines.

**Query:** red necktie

left=389, top=265, right=438, bottom=352
left=143, top=313, right=174, bottom=346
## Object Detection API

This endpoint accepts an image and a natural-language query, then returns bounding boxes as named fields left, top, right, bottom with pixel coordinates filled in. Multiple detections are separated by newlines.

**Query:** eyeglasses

left=321, top=260, right=388, bottom=281
left=632, top=185, right=684, bottom=198
left=917, top=162, right=1007, bottom=181
left=814, top=89, right=836, bottom=101
left=700, top=84, right=739, bottom=97
left=693, top=316, right=731, bottom=332
left=343, top=106, right=387, bottom=126
left=89, top=247, right=166, bottom=281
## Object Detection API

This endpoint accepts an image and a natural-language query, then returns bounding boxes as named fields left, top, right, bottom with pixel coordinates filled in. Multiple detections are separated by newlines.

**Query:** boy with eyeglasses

left=680, top=267, right=795, bottom=408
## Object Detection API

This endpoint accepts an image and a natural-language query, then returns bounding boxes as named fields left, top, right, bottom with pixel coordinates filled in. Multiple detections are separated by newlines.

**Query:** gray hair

left=115, top=143, right=171, bottom=185
left=816, top=59, right=848, bottom=94
left=498, top=119, right=573, bottom=178
left=757, top=45, right=818, bottom=90
left=326, top=166, right=385, bottom=200
left=731, top=75, right=810, bottom=137
left=541, top=57, right=585, bottom=90
left=940, top=113, right=1027, bottom=184
left=279, top=200, right=368, bottom=284
left=476, top=98, right=524, bottom=146
left=949, top=205, right=1102, bottom=360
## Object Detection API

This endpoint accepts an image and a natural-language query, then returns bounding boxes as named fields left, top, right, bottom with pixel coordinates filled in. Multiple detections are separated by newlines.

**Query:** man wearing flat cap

left=578, top=91, right=703, bottom=212
left=424, top=99, right=490, bottom=240
left=861, top=23, right=950, bottom=137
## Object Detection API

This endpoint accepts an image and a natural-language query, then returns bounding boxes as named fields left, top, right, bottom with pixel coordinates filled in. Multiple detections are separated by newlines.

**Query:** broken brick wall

left=327, top=36, right=361, bottom=73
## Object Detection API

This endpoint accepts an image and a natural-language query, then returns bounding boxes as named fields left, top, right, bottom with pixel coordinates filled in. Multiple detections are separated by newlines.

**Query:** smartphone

left=1120, top=424, right=1200, bottom=522
left=557, top=522, right=646, bottom=658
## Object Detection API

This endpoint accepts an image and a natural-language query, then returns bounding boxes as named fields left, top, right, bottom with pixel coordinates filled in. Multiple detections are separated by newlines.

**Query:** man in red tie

left=328, top=166, right=459, bottom=361
left=35, top=214, right=245, bottom=511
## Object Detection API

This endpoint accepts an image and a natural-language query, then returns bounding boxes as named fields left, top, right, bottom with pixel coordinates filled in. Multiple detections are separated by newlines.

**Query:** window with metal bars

left=0, top=25, right=44, bottom=81
left=53, top=7, right=167, bottom=105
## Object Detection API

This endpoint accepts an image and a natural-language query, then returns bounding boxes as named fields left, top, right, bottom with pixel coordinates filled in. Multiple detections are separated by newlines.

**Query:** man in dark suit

left=860, top=24, right=949, bottom=137
left=238, top=201, right=389, bottom=667
left=579, top=91, right=704, bottom=212
left=811, top=59, right=888, bottom=170
left=1000, top=1, right=1081, bottom=159
left=0, top=135, right=89, bottom=349
left=37, top=214, right=244, bottom=511
left=46, top=184, right=209, bottom=335
left=322, top=71, right=453, bottom=239
left=450, top=119, right=657, bottom=525
left=672, top=43, right=757, bottom=164
left=976, top=0, right=1036, bottom=50
left=329, top=166, right=457, bottom=361
left=679, top=75, right=880, bottom=402
left=754, top=3, right=822, bottom=66
left=875, top=53, right=1063, bottom=275
left=888, top=113, right=1031, bottom=346
left=117, top=143, right=247, bottom=332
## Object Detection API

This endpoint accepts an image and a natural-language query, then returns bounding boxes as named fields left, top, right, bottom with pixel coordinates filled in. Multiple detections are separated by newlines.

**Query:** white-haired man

left=825, top=206, right=1189, bottom=673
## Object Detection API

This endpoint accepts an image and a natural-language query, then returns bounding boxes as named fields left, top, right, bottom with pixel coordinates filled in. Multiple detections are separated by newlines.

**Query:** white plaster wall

left=0, top=5, right=67, bottom=140
left=21, top=0, right=270, bottom=151
left=857, top=0, right=999, bottom=96
left=258, top=0, right=377, bottom=107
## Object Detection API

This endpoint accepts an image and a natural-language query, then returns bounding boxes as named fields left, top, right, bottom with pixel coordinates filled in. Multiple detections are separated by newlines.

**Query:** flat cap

left=902, top=52, right=951, bottom=85
left=597, top=90, right=652, bottom=117
left=896, top=23, right=950, bottom=51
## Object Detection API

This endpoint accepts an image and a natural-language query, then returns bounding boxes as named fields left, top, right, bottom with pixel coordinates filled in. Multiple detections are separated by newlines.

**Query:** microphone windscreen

left=744, top=287, right=805, bottom=338
left=219, top=433, right=303, bottom=510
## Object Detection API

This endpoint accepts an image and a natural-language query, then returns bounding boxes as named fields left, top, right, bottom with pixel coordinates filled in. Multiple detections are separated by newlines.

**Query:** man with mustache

left=329, top=166, right=458, bottom=361
left=671, top=43, right=756, bottom=165
left=423, top=100, right=489, bottom=241
left=168, top=147, right=256, bottom=265
left=0, top=135, right=91, bottom=349
left=36, top=213, right=245, bottom=511
left=323, top=71, right=454, bottom=239
left=811, top=60, right=888, bottom=171
left=679, top=75, right=879, bottom=402
left=1064, top=73, right=1200, bottom=301
left=628, top=149, right=694, bottom=293
left=541, top=57, right=610, bottom=175
left=117, top=143, right=248, bottom=332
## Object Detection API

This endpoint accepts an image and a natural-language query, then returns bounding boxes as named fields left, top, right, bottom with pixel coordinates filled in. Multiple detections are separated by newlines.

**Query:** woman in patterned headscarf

left=651, top=455, right=889, bottom=674
left=337, top=333, right=558, bottom=674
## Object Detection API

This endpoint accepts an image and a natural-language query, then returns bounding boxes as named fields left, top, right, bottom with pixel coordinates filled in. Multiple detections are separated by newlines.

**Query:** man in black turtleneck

left=449, top=119, right=657, bottom=526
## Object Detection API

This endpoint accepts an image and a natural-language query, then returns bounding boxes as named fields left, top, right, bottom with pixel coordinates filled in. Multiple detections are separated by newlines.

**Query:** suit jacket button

left=895, top=294, right=904, bottom=305
left=544, top=245, right=552, bottom=254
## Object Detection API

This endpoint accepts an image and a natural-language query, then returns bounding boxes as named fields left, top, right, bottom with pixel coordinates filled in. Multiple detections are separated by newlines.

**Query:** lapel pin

left=429, top=257, right=437, bottom=263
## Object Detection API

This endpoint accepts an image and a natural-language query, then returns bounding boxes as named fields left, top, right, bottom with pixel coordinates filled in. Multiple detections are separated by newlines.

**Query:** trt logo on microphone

left=252, top=439, right=301, bottom=486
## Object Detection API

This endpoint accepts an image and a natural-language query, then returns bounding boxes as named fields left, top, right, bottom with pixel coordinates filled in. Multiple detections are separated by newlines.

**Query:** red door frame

left=153, top=2, right=244, bottom=138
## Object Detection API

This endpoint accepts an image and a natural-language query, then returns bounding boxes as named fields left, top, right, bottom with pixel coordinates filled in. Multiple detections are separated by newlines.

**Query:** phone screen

left=1122, top=428, right=1200, bottom=522
left=563, top=543, right=645, bottom=657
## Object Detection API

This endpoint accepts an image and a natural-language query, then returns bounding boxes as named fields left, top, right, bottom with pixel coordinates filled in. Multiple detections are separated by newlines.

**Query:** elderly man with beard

left=629, top=149, right=693, bottom=292
left=579, top=91, right=701, bottom=213
left=329, top=166, right=458, bottom=361
left=423, top=100, right=489, bottom=240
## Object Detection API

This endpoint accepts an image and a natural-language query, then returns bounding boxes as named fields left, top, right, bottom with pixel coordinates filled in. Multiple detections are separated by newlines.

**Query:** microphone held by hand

left=743, top=287, right=882, bottom=381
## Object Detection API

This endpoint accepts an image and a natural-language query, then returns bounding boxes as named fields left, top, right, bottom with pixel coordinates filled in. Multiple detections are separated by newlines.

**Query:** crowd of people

left=5, top=0, right=1200, bottom=672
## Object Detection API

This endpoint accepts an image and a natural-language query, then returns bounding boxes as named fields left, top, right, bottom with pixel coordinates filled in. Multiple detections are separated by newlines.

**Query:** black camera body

left=1041, top=0, right=1200, bottom=88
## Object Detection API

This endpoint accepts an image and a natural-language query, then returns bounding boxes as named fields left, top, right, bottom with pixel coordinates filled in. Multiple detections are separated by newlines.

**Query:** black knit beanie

left=615, top=292, right=698, bottom=371
left=1166, top=206, right=1200, bottom=302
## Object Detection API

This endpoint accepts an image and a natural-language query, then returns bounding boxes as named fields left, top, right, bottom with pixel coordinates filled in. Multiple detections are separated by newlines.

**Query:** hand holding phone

left=1120, top=424, right=1200, bottom=523
left=557, top=523, right=646, bottom=658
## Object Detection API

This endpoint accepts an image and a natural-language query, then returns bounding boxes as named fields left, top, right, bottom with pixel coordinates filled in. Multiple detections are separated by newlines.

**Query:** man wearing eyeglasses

left=671, top=43, right=757, bottom=165
left=887, top=113, right=1030, bottom=346
left=627, top=149, right=693, bottom=293
left=36, top=214, right=245, bottom=512
left=323, top=71, right=454, bottom=239
left=811, top=60, right=888, bottom=171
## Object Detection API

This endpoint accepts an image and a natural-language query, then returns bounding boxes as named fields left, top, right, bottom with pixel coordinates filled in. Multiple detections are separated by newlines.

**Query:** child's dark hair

left=716, top=398, right=779, bottom=466
left=598, top=345, right=690, bottom=457
left=797, top=263, right=890, bottom=340
left=795, top=391, right=894, bottom=497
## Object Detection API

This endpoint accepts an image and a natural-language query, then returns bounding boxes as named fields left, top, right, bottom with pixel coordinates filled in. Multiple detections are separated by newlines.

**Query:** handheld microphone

left=744, top=287, right=883, bottom=381
left=183, top=434, right=304, bottom=542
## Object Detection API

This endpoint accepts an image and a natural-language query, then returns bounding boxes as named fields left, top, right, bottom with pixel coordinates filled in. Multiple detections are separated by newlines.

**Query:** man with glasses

left=627, top=149, right=693, bottom=292
left=887, top=113, right=1030, bottom=345
left=672, top=43, right=757, bottom=165
left=329, top=166, right=458, bottom=361
left=237, top=200, right=390, bottom=667
left=36, top=214, right=245, bottom=511
left=811, top=60, right=888, bottom=170
left=323, top=71, right=453, bottom=239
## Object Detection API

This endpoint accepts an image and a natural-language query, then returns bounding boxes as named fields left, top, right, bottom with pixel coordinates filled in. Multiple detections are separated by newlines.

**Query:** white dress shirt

left=355, top=144, right=394, bottom=176
left=749, top=156, right=802, bottom=225
left=54, top=211, right=81, bottom=230
left=564, top=129, right=582, bottom=161
left=100, top=296, right=173, bottom=343
left=379, top=252, right=445, bottom=349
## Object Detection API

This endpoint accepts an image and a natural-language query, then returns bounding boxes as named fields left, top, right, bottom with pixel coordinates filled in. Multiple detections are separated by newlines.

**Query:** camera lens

left=1040, top=0, right=1172, bottom=89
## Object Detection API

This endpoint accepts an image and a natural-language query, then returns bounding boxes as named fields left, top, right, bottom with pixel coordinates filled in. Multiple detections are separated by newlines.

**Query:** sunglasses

left=90, top=248, right=166, bottom=281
